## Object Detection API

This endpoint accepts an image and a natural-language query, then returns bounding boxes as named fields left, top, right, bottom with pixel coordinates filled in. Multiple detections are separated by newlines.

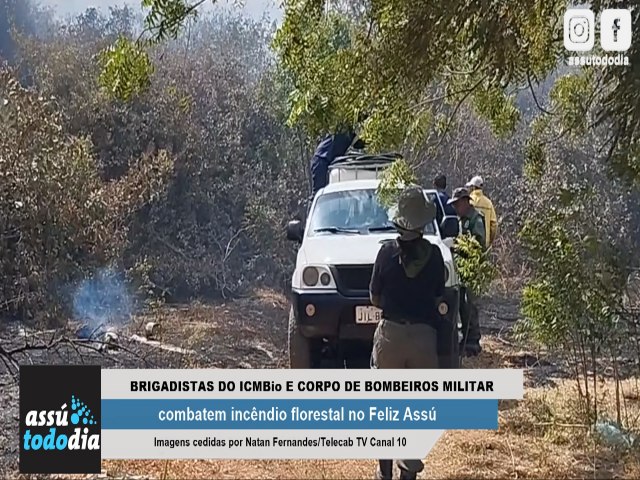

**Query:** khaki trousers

left=371, top=319, right=439, bottom=479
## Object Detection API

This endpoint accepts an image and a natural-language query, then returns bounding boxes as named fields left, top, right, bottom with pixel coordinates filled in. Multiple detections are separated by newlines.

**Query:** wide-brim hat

left=447, top=187, right=472, bottom=205
left=391, top=185, right=435, bottom=232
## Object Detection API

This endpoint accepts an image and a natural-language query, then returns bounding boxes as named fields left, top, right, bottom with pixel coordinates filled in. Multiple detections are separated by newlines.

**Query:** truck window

left=309, top=189, right=437, bottom=236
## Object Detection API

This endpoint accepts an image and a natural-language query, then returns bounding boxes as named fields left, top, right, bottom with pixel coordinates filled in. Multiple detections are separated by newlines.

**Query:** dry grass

left=101, top=337, right=640, bottom=480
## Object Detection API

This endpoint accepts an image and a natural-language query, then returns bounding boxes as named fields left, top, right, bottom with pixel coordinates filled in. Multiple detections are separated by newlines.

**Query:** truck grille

left=332, top=265, right=373, bottom=296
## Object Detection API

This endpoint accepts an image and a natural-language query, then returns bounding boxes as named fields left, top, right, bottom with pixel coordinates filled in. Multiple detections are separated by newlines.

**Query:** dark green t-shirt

left=461, top=208, right=486, bottom=249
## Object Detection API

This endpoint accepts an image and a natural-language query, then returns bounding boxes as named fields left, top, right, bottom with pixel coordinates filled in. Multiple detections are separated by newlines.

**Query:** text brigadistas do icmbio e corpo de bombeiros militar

left=129, top=379, right=495, bottom=393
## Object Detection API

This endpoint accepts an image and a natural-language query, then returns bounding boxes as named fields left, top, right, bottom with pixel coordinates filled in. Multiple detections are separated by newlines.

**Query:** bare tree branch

left=527, top=72, right=553, bottom=115
left=416, top=74, right=490, bottom=168
left=0, top=330, right=158, bottom=382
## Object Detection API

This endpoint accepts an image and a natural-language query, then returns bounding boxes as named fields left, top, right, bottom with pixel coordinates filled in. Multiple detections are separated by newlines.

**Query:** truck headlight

left=297, top=265, right=335, bottom=289
left=303, top=267, right=319, bottom=286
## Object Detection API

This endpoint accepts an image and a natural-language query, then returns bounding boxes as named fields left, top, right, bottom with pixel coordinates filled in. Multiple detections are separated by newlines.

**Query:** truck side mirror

left=440, top=216, right=459, bottom=239
left=286, top=220, right=304, bottom=242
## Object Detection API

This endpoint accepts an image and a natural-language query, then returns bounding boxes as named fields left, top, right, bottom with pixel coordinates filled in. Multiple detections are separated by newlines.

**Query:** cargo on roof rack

left=328, top=151, right=402, bottom=184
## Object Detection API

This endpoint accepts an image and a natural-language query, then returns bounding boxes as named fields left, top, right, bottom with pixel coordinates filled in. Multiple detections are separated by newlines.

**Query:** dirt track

left=2, top=290, right=639, bottom=479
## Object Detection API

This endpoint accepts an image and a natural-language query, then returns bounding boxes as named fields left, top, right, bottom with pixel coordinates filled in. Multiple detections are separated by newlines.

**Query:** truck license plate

left=355, top=306, right=382, bottom=324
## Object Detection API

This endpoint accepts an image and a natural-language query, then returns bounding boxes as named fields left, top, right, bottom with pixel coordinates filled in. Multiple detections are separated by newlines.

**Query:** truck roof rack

left=327, top=151, right=403, bottom=184
left=329, top=151, right=403, bottom=170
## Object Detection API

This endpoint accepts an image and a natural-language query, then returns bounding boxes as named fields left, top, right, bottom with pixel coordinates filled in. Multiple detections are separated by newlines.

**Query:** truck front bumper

left=291, top=286, right=460, bottom=351
left=291, top=290, right=375, bottom=341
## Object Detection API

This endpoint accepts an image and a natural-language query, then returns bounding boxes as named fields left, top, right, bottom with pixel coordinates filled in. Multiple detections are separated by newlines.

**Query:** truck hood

left=300, top=233, right=452, bottom=266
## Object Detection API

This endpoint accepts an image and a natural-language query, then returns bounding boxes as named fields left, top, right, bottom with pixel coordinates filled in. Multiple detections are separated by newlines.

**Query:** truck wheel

left=288, top=307, right=311, bottom=369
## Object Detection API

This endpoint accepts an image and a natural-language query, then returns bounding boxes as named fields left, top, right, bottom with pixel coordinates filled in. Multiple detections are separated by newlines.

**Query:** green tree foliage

left=273, top=0, right=639, bottom=184
left=96, top=0, right=638, bottom=183
left=142, top=0, right=205, bottom=41
left=272, top=0, right=563, bottom=149
left=517, top=180, right=630, bottom=419
left=516, top=76, right=637, bottom=419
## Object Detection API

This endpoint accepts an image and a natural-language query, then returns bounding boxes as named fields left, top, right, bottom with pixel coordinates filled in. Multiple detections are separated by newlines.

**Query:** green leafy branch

left=98, top=0, right=208, bottom=101
left=98, top=37, right=155, bottom=102
left=375, top=158, right=417, bottom=208
left=142, top=0, right=206, bottom=42
left=453, top=234, right=496, bottom=297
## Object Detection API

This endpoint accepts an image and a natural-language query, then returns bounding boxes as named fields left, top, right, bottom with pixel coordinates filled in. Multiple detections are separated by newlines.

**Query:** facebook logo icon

left=600, top=9, right=632, bottom=51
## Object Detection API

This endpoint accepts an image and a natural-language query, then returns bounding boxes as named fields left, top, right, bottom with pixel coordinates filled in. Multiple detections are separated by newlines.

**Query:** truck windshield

left=309, top=189, right=437, bottom=236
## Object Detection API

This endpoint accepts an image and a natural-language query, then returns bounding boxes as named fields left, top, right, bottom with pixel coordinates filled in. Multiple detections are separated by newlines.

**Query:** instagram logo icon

left=564, top=9, right=595, bottom=51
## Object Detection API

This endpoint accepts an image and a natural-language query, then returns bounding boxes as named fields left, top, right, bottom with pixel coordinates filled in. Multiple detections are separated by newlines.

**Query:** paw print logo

left=70, top=395, right=97, bottom=426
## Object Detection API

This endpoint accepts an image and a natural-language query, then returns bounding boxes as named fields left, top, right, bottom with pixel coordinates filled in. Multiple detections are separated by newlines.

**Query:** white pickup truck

left=286, top=154, right=461, bottom=369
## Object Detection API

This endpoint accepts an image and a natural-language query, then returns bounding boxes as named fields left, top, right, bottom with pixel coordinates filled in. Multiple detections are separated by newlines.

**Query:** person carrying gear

left=433, top=174, right=456, bottom=226
left=369, top=186, right=444, bottom=480
left=448, top=187, right=485, bottom=356
left=465, top=176, right=498, bottom=246
left=309, top=130, right=366, bottom=197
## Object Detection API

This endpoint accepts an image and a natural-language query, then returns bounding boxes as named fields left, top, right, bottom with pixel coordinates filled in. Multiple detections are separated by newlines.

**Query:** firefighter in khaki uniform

left=369, top=185, right=445, bottom=480
left=448, top=187, right=486, bottom=356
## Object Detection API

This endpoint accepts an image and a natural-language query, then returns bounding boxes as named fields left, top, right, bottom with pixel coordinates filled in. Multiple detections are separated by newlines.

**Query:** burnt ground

left=0, top=288, right=289, bottom=478
left=1, top=289, right=638, bottom=479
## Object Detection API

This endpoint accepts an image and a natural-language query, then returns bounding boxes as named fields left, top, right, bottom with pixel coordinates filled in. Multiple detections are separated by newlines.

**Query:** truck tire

left=288, top=307, right=311, bottom=369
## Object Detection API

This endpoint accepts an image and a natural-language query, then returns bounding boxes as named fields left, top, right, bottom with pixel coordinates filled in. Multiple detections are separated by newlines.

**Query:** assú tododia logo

left=20, top=365, right=101, bottom=474
left=23, top=394, right=100, bottom=451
